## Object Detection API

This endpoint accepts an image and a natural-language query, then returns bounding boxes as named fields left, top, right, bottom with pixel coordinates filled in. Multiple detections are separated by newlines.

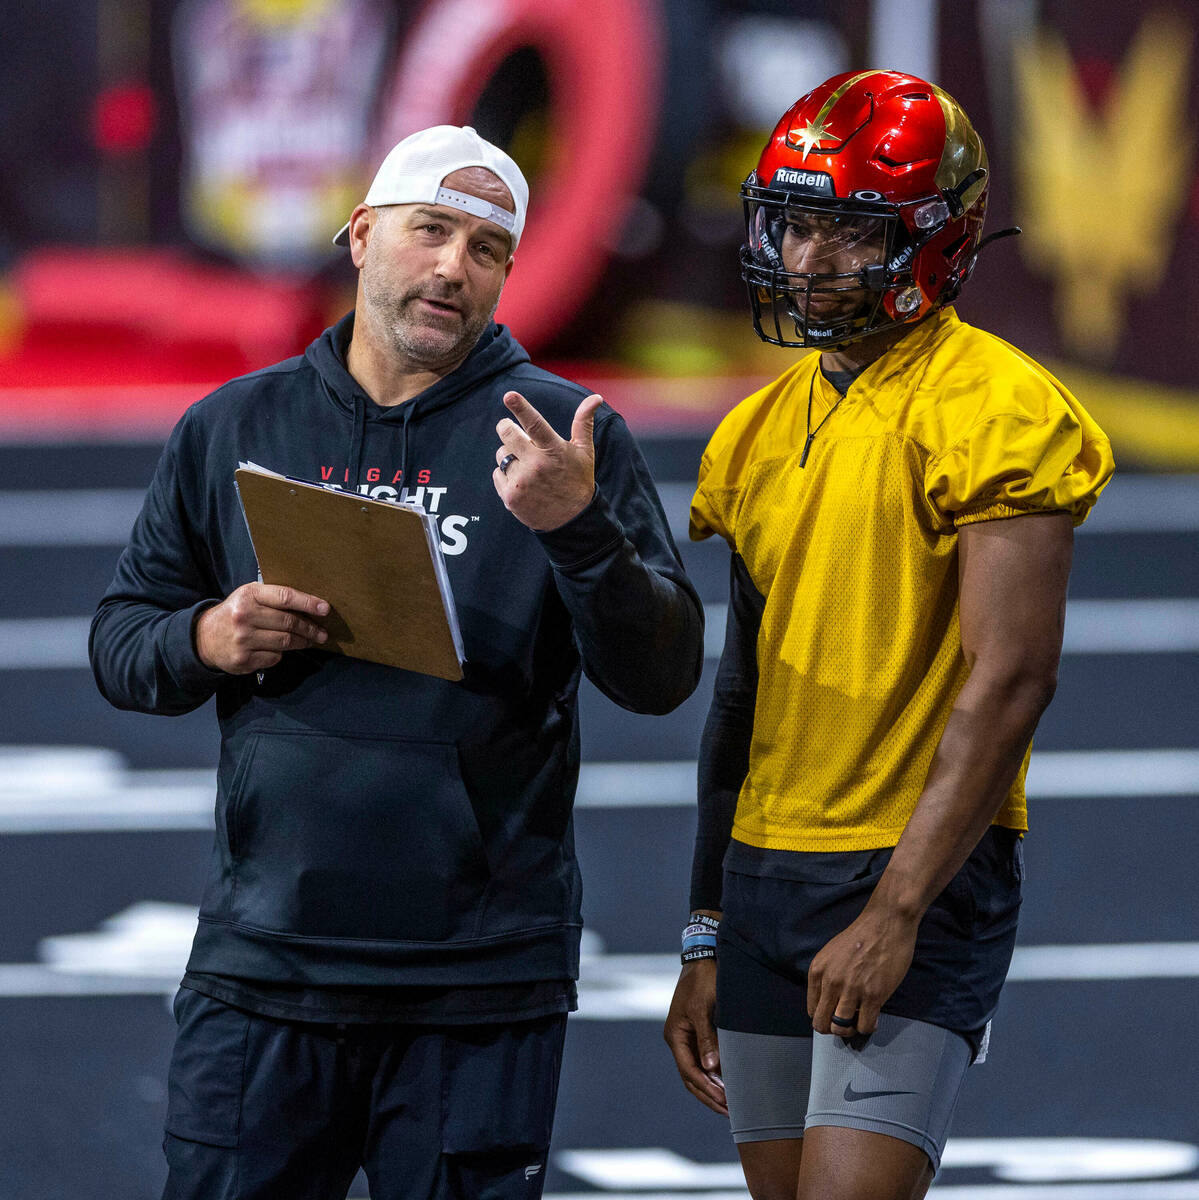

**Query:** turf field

left=1, top=439, right=1196, bottom=1198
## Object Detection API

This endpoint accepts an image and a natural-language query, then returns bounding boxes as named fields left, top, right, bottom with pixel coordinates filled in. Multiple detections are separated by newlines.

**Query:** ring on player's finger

left=499, top=453, right=517, bottom=474
left=830, top=1013, right=857, bottom=1028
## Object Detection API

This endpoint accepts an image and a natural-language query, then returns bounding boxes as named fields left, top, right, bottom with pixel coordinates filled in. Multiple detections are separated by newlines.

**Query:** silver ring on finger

left=499, top=453, right=518, bottom=475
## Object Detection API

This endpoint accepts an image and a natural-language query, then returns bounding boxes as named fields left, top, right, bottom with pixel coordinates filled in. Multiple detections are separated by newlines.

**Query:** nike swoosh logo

left=843, top=1083, right=918, bottom=1102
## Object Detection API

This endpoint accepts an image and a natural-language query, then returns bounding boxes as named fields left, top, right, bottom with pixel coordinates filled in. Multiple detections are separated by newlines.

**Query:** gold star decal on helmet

left=795, top=118, right=833, bottom=161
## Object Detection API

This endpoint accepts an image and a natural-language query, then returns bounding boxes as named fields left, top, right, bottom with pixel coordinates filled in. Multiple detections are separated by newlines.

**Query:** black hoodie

left=90, top=314, right=703, bottom=989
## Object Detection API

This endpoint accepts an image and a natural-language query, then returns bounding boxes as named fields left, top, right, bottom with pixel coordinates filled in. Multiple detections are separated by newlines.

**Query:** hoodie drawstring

left=345, top=391, right=414, bottom=499
left=347, top=394, right=366, bottom=491
left=398, top=406, right=413, bottom=497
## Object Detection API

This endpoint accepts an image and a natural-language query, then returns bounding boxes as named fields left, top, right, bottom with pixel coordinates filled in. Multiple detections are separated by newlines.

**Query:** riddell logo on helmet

left=771, top=168, right=833, bottom=193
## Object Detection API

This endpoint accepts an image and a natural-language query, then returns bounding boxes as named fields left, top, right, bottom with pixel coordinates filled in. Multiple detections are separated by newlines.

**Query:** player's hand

left=492, top=391, right=602, bottom=531
left=664, top=959, right=728, bottom=1115
left=194, top=582, right=330, bottom=674
left=807, top=907, right=919, bottom=1038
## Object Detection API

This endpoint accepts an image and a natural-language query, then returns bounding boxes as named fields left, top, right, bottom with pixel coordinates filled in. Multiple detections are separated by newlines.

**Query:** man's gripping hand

left=806, top=905, right=919, bottom=1038
left=492, top=391, right=603, bottom=531
left=664, top=959, right=728, bottom=1116
left=194, top=583, right=330, bottom=674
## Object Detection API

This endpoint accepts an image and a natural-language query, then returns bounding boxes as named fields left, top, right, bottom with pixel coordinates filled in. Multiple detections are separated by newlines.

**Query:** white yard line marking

left=554, top=1142, right=1199, bottom=1193
left=1007, top=943, right=1199, bottom=981
left=1025, top=750, right=1199, bottom=798
left=656, top=475, right=1199, bottom=543
left=0, top=489, right=146, bottom=545
left=3, top=900, right=1199, bottom=1003
left=4, top=599, right=1199, bottom=672
left=0, top=965, right=179, bottom=997
left=544, top=1194, right=755, bottom=1200
left=568, top=945, right=1199, bottom=1019
left=1, top=474, right=1198, bottom=548
left=922, top=1186, right=1199, bottom=1198
left=542, top=1182, right=1199, bottom=1199
left=1060, top=599, right=1199, bottom=652
left=701, top=599, right=1199, bottom=659
left=0, top=617, right=93, bottom=668
left=1, top=749, right=1198, bottom=834
left=578, top=751, right=1199, bottom=806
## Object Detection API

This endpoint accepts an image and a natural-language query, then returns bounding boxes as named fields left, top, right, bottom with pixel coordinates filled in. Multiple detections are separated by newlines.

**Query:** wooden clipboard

left=234, top=467, right=464, bottom=681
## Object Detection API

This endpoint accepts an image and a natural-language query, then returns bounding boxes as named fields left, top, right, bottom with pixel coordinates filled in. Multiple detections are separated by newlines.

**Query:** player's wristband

left=681, top=912, right=718, bottom=963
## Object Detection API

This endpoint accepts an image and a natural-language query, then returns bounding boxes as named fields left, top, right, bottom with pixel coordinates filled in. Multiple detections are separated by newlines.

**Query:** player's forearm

left=540, top=490, right=704, bottom=714
left=690, top=553, right=763, bottom=912
left=690, top=688, right=753, bottom=911
left=866, top=660, right=1056, bottom=922
left=569, top=553, right=703, bottom=713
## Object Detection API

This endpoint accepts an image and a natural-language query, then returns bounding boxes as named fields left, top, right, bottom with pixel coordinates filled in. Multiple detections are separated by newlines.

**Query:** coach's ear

left=347, top=205, right=376, bottom=269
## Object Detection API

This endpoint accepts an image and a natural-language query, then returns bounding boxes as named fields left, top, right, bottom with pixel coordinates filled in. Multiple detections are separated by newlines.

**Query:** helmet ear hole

left=942, top=234, right=970, bottom=262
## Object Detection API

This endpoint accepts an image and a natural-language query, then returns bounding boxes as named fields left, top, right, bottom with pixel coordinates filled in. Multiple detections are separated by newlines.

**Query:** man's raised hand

left=492, top=391, right=602, bottom=531
left=194, top=582, right=330, bottom=674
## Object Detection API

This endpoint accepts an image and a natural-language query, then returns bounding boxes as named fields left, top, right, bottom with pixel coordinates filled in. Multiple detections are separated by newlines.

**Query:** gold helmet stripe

left=929, top=83, right=988, bottom=208
left=813, top=70, right=884, bottom=126
left=787, top=71, right=881, bottom=158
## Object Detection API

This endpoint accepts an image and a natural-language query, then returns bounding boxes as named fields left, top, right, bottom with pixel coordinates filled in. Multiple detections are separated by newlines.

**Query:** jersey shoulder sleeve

left=919, top=324, right=1115, bottom=528
left=690, top=359, right=814, bottom=546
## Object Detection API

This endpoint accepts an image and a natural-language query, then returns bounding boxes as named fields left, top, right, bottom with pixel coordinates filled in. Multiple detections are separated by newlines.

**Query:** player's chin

left=794, top=293, right=861, bottom=322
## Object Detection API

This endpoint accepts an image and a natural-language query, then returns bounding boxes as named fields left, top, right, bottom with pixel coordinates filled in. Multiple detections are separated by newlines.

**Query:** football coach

left=91, top=124, right=703, bottom=1200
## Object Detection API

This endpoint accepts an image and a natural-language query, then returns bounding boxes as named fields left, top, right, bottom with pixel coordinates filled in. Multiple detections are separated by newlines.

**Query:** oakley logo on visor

left=434, top=187, right=516, bottom=232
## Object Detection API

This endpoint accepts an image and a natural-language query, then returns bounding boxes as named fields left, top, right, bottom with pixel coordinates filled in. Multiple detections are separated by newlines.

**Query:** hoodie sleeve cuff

left=162, top=600, right=228, bottom=694
left=534, top=487, right=626, bottom=571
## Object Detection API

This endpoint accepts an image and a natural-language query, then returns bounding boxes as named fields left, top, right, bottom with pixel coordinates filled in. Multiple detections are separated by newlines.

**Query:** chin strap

left=949, top=226, right=1021, bottom=303
left=977, top=226, right=1022, bottom=252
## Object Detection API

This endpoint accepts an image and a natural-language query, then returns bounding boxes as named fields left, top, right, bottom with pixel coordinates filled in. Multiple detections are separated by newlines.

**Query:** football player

left=664, top=70, right=1114, bottom=1200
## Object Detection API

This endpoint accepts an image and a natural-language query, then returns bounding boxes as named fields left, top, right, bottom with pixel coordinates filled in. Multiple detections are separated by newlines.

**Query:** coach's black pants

left=161, top=988, right=566, bottom=1200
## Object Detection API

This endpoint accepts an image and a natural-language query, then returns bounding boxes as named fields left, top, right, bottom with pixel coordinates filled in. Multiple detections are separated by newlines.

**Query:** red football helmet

left=741, top=69, right=998, bottom=348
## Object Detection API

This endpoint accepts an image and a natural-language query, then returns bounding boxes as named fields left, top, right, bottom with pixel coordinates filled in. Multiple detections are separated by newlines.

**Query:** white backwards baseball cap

left=333, top=125, right=529, bottom=252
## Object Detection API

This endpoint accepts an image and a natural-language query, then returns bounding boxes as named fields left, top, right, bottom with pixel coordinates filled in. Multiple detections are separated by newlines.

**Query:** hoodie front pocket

left=227, top=730, right=489, bottom=941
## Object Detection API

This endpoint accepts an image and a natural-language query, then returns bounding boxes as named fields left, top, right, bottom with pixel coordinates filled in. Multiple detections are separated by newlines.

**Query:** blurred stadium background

left=2, top=1, right=1198, bottom=1196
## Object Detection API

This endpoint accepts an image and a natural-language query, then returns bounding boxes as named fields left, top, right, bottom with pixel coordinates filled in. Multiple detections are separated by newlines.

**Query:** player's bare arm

left=194, top=581, right=330, bottom=675
left=492, top=390, right=602, bottom=530
left=664, top=908, right=728, bottom=1116
left=807, top=512, right=1074, bottom=1037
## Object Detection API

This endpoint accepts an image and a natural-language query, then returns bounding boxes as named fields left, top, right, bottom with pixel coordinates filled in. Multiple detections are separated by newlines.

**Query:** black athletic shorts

left=716, top=826, right=1024, bottom=1055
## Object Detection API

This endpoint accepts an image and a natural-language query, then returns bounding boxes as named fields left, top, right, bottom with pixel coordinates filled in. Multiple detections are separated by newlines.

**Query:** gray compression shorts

left=717, top=1014, right=973, bottom=1172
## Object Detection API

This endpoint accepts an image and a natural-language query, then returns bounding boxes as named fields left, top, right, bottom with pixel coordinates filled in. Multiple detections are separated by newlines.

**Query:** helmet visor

left=747, top=201, right=889, bottom=279
left=742, top=193, right=901, bottom=347
left=784, top=210, right=887, bottom=267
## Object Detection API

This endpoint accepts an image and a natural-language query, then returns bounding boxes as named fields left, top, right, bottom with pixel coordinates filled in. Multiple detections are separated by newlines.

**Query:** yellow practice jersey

left=690, top=308, right=1114, bottom=852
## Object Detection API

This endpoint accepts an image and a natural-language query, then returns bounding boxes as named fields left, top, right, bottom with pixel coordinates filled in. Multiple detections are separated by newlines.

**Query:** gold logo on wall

left=1013, top=11, right=1194, bottom=358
